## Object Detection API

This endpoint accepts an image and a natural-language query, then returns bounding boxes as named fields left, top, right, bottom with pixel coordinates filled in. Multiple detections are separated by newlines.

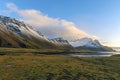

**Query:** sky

left=0, top=0, right=120, bottom=47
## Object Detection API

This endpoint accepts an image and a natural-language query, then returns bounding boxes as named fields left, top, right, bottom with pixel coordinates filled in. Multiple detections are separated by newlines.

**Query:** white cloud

left=6, top=3, right=18, bottom=11
left=6, top=3, right=97, bottom=41
left=102, top=42, right=120, bottom=47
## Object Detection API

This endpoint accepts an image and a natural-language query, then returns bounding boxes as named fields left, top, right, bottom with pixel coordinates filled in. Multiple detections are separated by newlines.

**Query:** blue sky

left=0, top=0, right=120, bottom=45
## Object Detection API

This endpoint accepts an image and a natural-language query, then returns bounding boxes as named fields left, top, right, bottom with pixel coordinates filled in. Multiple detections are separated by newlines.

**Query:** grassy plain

left=0, top=48, right=120, bottom=80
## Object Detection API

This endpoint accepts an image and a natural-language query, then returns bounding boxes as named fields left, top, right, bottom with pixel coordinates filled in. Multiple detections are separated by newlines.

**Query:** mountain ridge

left=0, top=15, right=72, bottom=49
left=0, top=15, right=114, bottom=51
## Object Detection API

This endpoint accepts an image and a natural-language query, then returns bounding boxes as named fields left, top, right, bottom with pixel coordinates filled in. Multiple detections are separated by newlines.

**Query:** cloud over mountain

left=6, top=3, right=97, bottom=41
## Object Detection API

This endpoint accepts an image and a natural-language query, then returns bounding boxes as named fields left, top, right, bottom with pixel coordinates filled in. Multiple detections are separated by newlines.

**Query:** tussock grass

left=0, top=53, right=120, bottom=80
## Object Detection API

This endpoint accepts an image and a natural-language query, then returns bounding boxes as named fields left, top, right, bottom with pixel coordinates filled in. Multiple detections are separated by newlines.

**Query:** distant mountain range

left=0, top=15, right=113, bottom=51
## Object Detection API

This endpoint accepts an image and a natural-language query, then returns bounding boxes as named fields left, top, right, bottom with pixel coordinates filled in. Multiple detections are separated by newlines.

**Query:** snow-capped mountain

left=70, top=37, right=102, bottom=48
left=69, top=37, right=114, bottom=51
left=51, top=38, right=69, bottom=44
left=0, top=16, right=46, bottom=39
left=50, top=38, right=72, bottom=48
left=0, top=15, right=72, bottom=49
left=0, top=15, right=113, bottom=51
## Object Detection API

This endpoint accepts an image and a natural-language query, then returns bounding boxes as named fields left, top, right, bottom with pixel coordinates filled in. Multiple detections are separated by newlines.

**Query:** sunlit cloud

left=102, top=42, right=120, bottom=47
left=6, top=3, right=98, bottom=41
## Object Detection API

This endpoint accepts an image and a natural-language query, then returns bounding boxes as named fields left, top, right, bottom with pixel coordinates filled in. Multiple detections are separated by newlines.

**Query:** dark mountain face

left=0, top=15, right=72, bottom=49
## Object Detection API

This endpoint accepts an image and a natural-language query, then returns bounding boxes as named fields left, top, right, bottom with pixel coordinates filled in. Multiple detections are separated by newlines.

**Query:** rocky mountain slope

left=0, top=15, right=72, bottom=49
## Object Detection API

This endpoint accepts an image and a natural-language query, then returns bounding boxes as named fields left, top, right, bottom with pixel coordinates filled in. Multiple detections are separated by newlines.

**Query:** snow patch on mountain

left=50, top=38, right=69, bottom=44
left=70, top=37, right=102, bottom=48
left=0, top=15, right=72, bottom=49
left=0, top=15, right=50, bottom=40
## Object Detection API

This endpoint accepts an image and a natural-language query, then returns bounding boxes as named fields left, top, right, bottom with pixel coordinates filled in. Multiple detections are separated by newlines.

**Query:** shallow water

left=68, top=48, right=120, bottom=57
left=68, top=52, right=120, bottom=57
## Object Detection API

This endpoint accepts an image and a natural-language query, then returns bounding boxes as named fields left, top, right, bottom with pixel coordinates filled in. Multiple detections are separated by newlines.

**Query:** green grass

left=0, top=53, right=120, bottom=80
left=0, top=48, right=98, bottom=55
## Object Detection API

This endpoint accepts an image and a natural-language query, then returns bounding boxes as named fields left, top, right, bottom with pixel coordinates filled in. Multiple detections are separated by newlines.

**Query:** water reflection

left=68, top=51, right=120, bottom=57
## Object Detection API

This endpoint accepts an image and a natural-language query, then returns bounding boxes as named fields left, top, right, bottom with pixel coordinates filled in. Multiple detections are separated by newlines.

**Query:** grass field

left=0, top=52, right=120, bottom=80
left=0, top=48, right=99, bottom=55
